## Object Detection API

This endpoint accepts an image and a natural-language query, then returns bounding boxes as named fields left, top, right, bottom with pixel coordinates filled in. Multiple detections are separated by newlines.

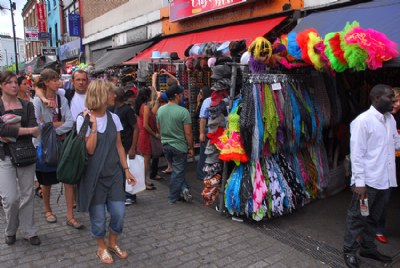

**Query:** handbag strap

left=78, top=113, right=90, bottom=139
left=56, top=94, right=62, bottom=122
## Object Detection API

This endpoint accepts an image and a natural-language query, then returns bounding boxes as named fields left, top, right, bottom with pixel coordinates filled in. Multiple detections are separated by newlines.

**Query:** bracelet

left=123, top=167, right=129, bottom=171
left=90, top=129, right=97, bottom=134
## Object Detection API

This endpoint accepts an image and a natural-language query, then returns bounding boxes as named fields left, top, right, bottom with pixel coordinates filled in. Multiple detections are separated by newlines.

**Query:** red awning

left=125, top=16, right=286, bottom=64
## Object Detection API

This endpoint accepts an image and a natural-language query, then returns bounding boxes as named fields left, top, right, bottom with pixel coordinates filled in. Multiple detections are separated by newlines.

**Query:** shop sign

left=25, top=27, right=39, bottom=42
left=36, top=3, right=47, bottom=32
left=59, top=38, right=82, bottom=61
left=170, top=0, right=247, bottom=22
left=42, top=47, right=57, bottom=56
left=68, top=14, right=81, bottom=37
left=38, top=32, right=50, bottom=40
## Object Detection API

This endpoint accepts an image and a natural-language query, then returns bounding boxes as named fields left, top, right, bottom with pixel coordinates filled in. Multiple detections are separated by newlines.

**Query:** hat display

left=217, top=41, right=230, bottom=55
left=203, top=42, right=217, bottom=57
left=215, top=56, right=232, bottom=66
left=151, top=51, right=161, bottom=59
left=170, top=52, right=180, bottom=60
left=211, top=65, right=232, bottom=80
left=166, top=84, right=184, bottom=99
left=198, top=42, right=208, bottom=56
left=229, top=40, right=247, bottom=57
left=189, top=44, right=201, bottom=56
left=184, top=44, right=194, bottom=57
left=160, top=51, right=170, bottom=59
left=208, top=57, right=216, bottom=68
left=240, top=51, right=250, bottom=70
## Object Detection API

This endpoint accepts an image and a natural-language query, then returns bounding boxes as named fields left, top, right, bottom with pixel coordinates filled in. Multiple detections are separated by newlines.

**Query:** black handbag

left=7, top=138, right=38, bottom=167
left=0, top=99, right=37, bottom=167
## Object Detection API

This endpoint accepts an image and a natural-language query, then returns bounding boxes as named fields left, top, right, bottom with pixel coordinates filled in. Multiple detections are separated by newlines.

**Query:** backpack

left=56, top=113, right=90, bottom=184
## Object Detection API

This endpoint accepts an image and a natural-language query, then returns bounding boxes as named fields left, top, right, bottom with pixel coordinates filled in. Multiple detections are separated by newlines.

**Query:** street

left=0, top=161, right=399, bottom=267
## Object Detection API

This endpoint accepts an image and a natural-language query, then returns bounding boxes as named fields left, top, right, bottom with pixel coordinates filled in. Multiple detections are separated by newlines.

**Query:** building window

left=47, top=0, right=50, bottom=12
left=53, top=0, right=56, bottom=9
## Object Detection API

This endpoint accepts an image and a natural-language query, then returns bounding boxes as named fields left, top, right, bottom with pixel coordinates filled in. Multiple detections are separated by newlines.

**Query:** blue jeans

left=163, top=144, right=188, bottom=203
left=376, top=188, right=391, bottom=234
left=196, top=140, right=207, bottom=180
left=89, top=201, right=125, bottom=238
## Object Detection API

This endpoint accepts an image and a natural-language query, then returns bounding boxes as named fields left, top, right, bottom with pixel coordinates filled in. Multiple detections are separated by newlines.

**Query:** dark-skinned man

left=343, top=84, right=399, bottom=268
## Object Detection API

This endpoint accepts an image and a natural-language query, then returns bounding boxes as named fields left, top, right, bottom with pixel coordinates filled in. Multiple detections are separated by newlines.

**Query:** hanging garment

left=240, top=163, right=253, bottom=215
left=225, top=165, right=243, bottom=214
left=271, top=157, right=294, bottom=212
left=262, top=84, right=279, bottom=154
left=301, top=148, right=319, bottom=199
left=276, top=153, right=307, bottom=209
left=239, top=82, right=255, bottom=158
left=251, top=160, right=268, bottom=221
left=265, top=158, right=285, bottom=217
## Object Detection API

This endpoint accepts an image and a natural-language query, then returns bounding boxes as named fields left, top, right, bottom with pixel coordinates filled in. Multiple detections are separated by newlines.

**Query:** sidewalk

left=0, top=173, right=327, bottom=267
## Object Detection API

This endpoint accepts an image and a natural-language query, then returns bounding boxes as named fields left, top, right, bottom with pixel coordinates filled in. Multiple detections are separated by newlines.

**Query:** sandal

left=66, top=218, right=83, bottom=229
left=162, top=168, right=172, bottom=174
left=150, top=175, right=163, bottom=181
left=45, top=212, right=57, bottom=223
left=35, top=186, right=43, bottom=199
left=108, top=245, right=128, bottom=259
left=146, top=184, right=157, bottom=190
left=96, top=248, right=114, bottom=264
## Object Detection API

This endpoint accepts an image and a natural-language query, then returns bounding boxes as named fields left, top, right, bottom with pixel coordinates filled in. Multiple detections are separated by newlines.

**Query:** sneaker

left=125, top=198, right=133, bottom=206
left=182, top=188, right=193, bottom=203
left=232, top=215, right=244, bottom=222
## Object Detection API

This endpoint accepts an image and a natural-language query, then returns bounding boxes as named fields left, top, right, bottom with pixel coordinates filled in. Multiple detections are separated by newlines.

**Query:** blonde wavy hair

left=85, top=79, right=115, bottom=110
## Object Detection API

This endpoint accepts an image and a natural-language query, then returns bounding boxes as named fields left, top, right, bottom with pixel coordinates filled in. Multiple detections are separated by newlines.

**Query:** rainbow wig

left=341, top=21, right=368, bottom=71
left=288, top=32, right=302, bottom=60
left=324, top=32, right=348, bottom=72
left=296, top=28, right=318, bottom=64
left=307, top=32, right=324, bottom=70
left=345, top=26, right=399, bottom=70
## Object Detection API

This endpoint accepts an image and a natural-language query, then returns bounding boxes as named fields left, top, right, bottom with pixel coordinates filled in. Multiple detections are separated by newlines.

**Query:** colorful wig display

left=288, top=32, right=302, bottom=60
left=296, top=28, right=318, bottom=64
left=324, top=32, right=348, bottom=72
left=248, top=37, right=272, bottom=61
left=307, top=32, right=324, bottom=70
left=341, top=21, right=368, bottom=71
left=345, top=26, right=399, bottom=70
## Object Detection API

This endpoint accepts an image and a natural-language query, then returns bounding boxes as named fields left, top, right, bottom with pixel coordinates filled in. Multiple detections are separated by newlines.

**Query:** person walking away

left=0, top=71, right=41, bottom=245
left=156, top=84, right=194, bottom=204
left=135, top=87, right=157, bottom=190
left=196, top=86, right=211, bottom=181
left=343, top=84, right=398, bottom=268
left=374, top=87, right=400, bottom=244
left=32, top=69, right=75, bottom=226
left=76, top=80, right=136, bottom=264
left=112, top=87, right=139, bottom=205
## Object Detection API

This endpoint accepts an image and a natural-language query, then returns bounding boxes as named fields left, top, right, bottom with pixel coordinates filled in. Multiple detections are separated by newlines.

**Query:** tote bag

left=125, top=154, right=146, bottom=195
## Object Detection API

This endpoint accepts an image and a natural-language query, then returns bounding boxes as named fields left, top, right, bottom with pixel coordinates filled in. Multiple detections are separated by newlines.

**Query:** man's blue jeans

left=89, top=201, right=125, bottom=238
left=163, top=144, right=188, bottom=203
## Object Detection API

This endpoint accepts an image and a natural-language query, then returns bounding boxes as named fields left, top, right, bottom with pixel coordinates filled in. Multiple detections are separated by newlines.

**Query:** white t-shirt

left=76, top=112, right=123, bottom=137
left=70, top=93, right=86, bottom=121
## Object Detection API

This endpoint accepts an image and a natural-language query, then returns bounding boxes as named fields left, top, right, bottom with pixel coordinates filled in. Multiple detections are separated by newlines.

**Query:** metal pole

left=5, top=49, right=8, bottom=66
left=218, top=63, right=238, bottom=215
left=9, top=0, right=19, bottom=74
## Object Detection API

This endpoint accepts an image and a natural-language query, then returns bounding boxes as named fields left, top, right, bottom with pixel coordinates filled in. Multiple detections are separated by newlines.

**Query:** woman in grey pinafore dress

left=76, top=80, right=136, bottom=264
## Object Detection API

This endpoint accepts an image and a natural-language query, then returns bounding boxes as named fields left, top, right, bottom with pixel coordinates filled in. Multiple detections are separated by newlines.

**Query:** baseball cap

left=166, top=84, right=184, bottom=100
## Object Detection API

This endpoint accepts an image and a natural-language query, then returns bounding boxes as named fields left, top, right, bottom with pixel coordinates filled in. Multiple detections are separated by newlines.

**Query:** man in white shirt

left=343, top=84, right=398, bottom=268
left=68, top=70, right=89, bottom=121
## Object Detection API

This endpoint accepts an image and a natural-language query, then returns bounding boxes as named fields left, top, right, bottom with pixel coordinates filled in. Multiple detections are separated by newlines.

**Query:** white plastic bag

left=125, top=155, right=146, bottom=195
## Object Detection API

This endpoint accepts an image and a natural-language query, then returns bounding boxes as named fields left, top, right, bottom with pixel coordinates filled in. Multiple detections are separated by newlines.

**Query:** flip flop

left=162, top=169, right=172, bottom=174
left=146, top=185, right=157, bottom=190
left=150, top=175, right=163, bottom=181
